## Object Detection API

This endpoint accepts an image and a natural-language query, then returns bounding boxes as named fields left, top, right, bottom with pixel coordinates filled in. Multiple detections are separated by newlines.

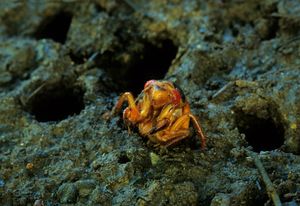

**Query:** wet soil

left=0, top=1, right=300, bottom=205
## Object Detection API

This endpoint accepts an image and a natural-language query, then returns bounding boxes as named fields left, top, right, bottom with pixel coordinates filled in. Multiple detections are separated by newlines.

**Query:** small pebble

left=0, top=179, right=5, bottom=187
left=75, top=179, right=97, bottom=198
left=0, top=72, right=12, bottom=85
left=26, top=163, right=34, bottom=170
left=150, top=152, right=160, bottom=165
left=57, top=183, right=78, bottom=203
left=33, top=199, right=44, bottom=206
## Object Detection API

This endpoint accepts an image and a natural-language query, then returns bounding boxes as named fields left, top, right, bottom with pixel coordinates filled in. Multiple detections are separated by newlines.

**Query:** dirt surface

left=0, top=0, right=300, bottom=205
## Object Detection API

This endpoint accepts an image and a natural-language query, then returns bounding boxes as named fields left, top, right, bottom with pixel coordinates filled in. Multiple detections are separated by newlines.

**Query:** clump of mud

left=0, top=1, right=300, bottom=205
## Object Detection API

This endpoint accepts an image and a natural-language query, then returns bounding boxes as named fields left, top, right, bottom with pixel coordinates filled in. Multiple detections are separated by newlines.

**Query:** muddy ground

left=0, top=0, right=300, bottom=205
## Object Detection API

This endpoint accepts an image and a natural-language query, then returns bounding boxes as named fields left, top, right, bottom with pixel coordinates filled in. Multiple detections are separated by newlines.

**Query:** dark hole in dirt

left=236, top=113, right=285, bottom=152
left=94, top=3, right=106, bottom=13
left=229, top=23, right=242, bottom=37
left=34, top=11, right=72, bottom=44
left=98, top=39, right=178, bottom=95
left=69, top=52, right=86, bottom=65
left=261, top=18, right=279, bottom=41
left=118, top=153, right=130, bottom=164
left=27, top=84, right=84, bottom=122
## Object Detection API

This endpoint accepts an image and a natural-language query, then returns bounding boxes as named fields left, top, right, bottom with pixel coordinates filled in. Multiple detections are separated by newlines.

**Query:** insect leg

left=112, top=92, right=138, bottom=115
left=189, top=114, right=206, bottom=149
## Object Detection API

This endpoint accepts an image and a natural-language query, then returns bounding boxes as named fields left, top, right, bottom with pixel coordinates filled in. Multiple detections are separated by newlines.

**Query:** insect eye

left=172, top=89, right=181, bottom=105
left=144, top=80, right=156, bottom=89
left=172, top=83, right=186, bottom=102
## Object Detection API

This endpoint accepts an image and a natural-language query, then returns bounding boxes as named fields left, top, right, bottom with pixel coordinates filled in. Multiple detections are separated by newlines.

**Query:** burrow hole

left=97, top=38, right=178, bottom=95
left=25, top=83, right=85, bottom=122
left=235, top=111, right=285, bottom=152
left=118, top=152, right=130, bottom=164
left=69, top=52, right=86, bottom=65
left=34, top=11, right=72, bottom=44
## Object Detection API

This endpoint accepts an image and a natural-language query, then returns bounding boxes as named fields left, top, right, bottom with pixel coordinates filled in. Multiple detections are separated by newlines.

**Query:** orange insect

left=111, top=80, right=206, bottom=149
